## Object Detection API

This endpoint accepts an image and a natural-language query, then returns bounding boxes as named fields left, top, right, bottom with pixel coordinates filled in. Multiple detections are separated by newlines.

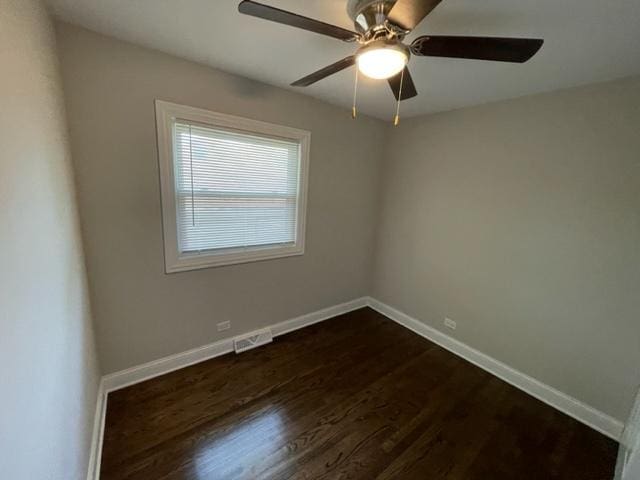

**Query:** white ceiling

left=46, top=0, right=640, bottom=120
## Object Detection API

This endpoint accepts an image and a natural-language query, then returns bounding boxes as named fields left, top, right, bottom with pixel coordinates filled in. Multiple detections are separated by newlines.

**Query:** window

left=155, top=101, right=310, bottom=272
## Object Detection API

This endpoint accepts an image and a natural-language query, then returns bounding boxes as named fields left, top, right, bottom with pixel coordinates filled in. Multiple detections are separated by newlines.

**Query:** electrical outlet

left=217, top=321, right=231, bottom=332
left=444, top=318, right=457, bottom=330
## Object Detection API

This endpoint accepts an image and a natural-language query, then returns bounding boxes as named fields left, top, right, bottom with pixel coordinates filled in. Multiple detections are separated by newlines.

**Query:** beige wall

left=54, top=19, right=639, bottom=425
left=373, top=77, right=640, bottom=421
left=0, top=2, right=100, bottom=479
left=55, top=23, right=387, bottom=374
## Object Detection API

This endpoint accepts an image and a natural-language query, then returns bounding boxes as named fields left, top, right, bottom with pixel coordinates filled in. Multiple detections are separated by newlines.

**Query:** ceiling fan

left=238, top=0, right=543, bottom=122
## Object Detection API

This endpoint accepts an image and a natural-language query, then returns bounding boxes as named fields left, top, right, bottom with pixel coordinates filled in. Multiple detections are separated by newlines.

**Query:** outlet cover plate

left=444, top=318, right=457, bottom=330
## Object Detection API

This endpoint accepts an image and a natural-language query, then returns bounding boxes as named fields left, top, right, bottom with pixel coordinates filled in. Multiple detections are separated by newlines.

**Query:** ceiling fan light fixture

left=356, top=40, right=409, bottom=80
left=239, top=0, right=545, bottom=110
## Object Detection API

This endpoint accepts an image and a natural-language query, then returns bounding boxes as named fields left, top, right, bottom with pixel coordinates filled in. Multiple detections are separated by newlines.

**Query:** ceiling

left=46, top=0, right=640, bottom=120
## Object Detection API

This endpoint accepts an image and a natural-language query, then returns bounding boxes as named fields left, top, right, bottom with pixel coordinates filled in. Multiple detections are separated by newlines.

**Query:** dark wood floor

left=101, top=308, right=618, bottom=479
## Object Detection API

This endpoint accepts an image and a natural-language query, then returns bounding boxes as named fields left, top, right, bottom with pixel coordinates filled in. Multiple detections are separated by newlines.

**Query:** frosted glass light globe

left=356, top=45, right=408, bottom=80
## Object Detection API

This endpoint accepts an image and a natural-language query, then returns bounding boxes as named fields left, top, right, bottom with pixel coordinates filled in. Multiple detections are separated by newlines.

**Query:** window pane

left=173, top=122, right=301, bottom=254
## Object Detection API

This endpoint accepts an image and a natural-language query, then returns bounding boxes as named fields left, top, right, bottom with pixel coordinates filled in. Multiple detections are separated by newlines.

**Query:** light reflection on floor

left=193, top=407, right=287, bottom=479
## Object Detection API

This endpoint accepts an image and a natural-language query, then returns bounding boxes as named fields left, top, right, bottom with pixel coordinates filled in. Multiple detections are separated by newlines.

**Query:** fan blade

left=388, top=67, right=418, bottom=101
left=411, top=36, right=544, bottom=63
left=387, top=0, right=443, bottom=31
left=291, top=56, right=356, bottom=87
left=238, top=1, right=358, bottom=41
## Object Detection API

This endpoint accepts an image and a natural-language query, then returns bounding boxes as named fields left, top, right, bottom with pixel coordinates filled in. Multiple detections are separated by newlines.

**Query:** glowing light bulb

left=356, top=45, right=408, bottom=80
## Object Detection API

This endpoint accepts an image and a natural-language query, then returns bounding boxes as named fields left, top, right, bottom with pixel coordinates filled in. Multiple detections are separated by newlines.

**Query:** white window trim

left=155, top=100, right=310, bottom=273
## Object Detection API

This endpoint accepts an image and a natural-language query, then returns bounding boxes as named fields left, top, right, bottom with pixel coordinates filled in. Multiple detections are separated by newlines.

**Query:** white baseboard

left=86, top=294, right=623, bottom=480
left=101, top=337, right=234, bottom=393
left=86, top=380, right=106, bottom=480
left=102, top=296, right=368, bottom=393
left=366, top=297, right=624, bottom=441
left=88, top=296, right=367, bottom=479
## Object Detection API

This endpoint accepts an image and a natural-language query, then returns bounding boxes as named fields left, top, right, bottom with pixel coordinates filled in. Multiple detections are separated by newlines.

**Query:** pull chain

left=352, top=67, right=359, bottom=119
left=394, top=68, right=405, bottom=126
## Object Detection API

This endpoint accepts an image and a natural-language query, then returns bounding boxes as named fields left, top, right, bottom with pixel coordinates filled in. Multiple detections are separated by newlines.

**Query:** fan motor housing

left=347, top=0, right=398, bottom=36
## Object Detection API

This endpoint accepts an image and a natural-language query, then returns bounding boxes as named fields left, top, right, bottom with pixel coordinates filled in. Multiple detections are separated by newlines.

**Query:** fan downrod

left=347, top=0, right=406, bottom=41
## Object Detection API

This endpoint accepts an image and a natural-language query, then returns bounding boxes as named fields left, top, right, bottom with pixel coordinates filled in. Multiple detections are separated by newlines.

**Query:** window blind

left=173, top=121, right=301, bottom=254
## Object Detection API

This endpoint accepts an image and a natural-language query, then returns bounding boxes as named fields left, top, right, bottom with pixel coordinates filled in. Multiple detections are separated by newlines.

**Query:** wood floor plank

left=101, top=308, right=618, bottom=480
